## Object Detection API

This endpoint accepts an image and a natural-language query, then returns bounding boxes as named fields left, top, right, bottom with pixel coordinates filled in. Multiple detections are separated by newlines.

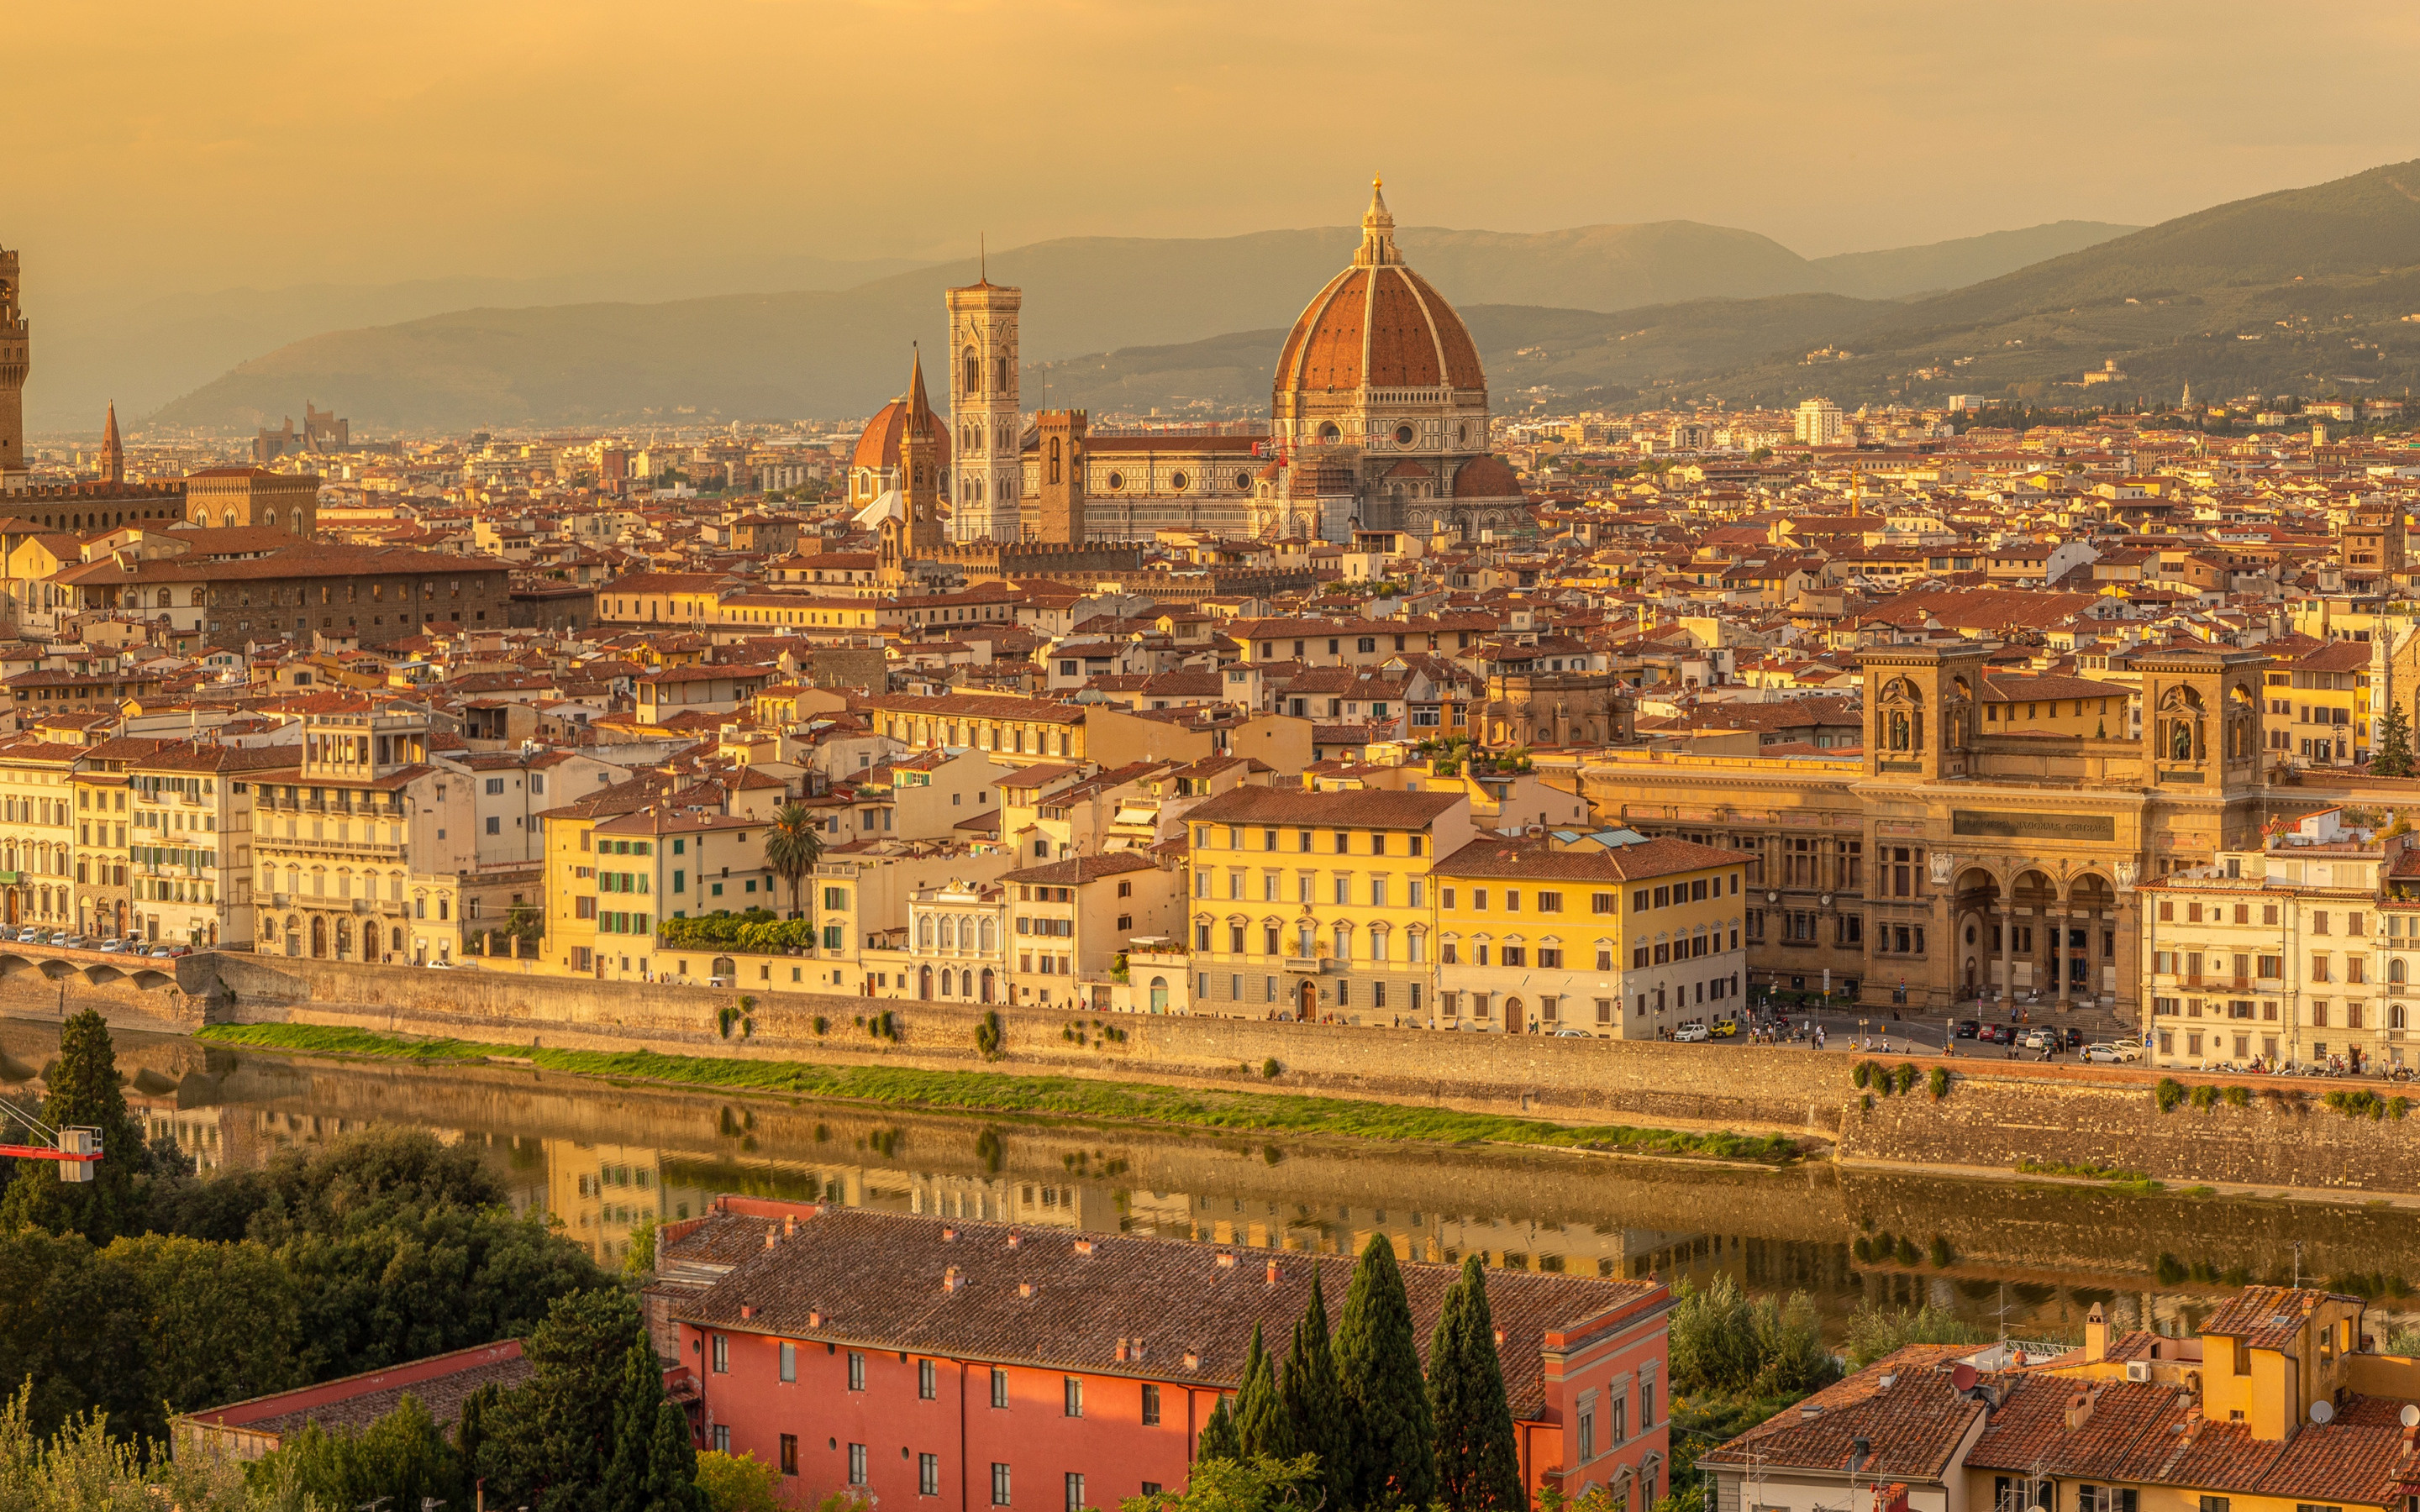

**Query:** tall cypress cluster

left=1200, top=1236, right=1521, bottom=1512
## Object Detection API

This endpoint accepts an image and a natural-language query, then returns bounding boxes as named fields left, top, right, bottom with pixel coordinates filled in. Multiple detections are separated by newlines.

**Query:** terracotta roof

left=1181, top=785, right=1466, bottom=828
left=1435, top=833, right=1740, bottom=884
left=663, top=1206, right=1660, bottom=1421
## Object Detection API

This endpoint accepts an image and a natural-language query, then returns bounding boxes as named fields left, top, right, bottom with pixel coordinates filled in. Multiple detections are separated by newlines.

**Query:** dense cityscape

left=9, top=10, right=2420, bottom=1510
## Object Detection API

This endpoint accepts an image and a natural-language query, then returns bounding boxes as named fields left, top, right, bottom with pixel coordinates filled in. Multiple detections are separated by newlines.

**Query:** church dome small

left=1451, top=454, right=1522, bottom=499
left=852, top=396, right=952, bottom=475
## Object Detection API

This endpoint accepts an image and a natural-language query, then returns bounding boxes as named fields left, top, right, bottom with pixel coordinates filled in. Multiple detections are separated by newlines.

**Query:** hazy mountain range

left=107, top=159, right=2420, bottom=434
left=129, top=220, right=2135, bottom=435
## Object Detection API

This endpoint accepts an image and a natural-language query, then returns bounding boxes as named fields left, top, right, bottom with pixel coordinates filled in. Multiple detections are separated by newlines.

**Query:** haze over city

left=10, top=8, right=2420, bottom=1512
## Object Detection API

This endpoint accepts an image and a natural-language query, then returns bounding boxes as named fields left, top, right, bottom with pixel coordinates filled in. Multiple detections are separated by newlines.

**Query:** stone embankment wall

left=34, top=954, right=2415, bottom=1195
left=204, top=953, right=1854, bottom=1133
left=1835, top=1066, right=2420, bottom=1193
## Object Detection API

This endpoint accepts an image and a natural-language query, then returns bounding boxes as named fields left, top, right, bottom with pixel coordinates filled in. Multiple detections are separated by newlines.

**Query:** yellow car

left=1708, top=1020, right=1739, bottom=1038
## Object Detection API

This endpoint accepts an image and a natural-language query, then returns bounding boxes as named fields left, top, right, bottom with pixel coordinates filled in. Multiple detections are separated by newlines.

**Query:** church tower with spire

left=99, top=402, right=123, bottom=484
left=897, top=346, right=947, bottom=554
left=946, top=251, right=1022, bottom=543
left=0, top=245, right=28, bottom=486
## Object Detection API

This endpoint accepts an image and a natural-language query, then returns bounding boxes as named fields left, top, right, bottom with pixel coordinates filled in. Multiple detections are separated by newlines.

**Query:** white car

left=1552, top=1027, right=1593, bottom=1039
left=1673, top=1023, right=1712, bottom=1042
left=2020, top=1028, right=2052, bottom=1050
left=2081, top=1042, right=2124, bottom=1063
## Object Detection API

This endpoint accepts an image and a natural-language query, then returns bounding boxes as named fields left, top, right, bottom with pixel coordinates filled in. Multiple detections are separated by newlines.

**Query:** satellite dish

left=2402, top=1404, right=2420, bottom=1429
left=1950, top=1362, right=1980, bottom=1393
left=2309, top=1400, right=2334, bottom=1425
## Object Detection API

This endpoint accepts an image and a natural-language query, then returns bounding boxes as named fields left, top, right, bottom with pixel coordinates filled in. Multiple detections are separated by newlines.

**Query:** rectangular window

left=781, top=1434, right=799, bottom=1476
left=1064, top=1376, right=1084, bottom=1417
left=714, top=1425, right=730, bottom=1453
left=1066, top=1473, right=1086, bottom=1512
left=780, top=1341, right=797, bottom=1383
left=850, top=1443, right=868, bottom=1486
left=1142, top=1383, right=1161, bottom=1425
left=993, top=1465, right=1013, bottom=1507
left=992, top=1368, right=1009, bottom=1409
left=921, top=1358, right=938, bottom=1399
left=913, top=1453, right=939, bottom=1496
left=1538, top=890, right=1563, bottom=913
left=849, top=1351, right=866, bottom=1390
left=711, top=1335, right=729, bottom=1373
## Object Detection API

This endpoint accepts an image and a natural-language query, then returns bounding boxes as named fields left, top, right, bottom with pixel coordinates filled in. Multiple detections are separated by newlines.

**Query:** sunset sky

left=13, top=0, right=2420, bottom=309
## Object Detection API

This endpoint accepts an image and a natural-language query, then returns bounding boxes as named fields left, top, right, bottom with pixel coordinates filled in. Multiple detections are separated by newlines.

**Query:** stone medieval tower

left=0, top=247, right=27, bottom=484
left=946, top=271, right=1022, bottom=543
left=1034, top=410, right=1088, bottom=545
left=99, top=402, right=123, bottom=484
left=897, top=346, right=948, bottom=554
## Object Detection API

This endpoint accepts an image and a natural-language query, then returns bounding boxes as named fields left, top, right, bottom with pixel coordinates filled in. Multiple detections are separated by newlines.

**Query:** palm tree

left=765, top=801, right=825, bottom=927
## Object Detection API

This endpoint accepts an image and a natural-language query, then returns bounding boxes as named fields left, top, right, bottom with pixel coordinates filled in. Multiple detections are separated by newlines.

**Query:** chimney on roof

left=2065, top=1390, right=2095, bottom=1431
left=764, top=1226, right=777, bottom=1249
left=783, top=1214, right=797, bottom=1237
left=944, top=1267, right=960, bottom=1293
left=1007, top=1231, right=1021, bottom=1248
left=1019, top=1282, right=1034, bottom=1299
left=1265, top=1259, right=1280, bottom=1286
left=739, top=1304, right=755, bottom=1320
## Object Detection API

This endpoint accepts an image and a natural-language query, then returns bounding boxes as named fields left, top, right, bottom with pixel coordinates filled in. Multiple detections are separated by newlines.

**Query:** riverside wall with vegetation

left=19, top=953, right=2420, bottom=1194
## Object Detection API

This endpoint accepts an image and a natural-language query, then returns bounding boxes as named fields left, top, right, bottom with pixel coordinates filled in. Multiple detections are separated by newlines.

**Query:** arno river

left=18, top=1021, right=2420, bottom=1347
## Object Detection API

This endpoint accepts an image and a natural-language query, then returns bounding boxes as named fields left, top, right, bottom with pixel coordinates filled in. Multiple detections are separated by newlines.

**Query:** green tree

left=1844, top=1300, right=1985, bottom=1368
left=0, top=1009, right=149, bottom=1242
left=625, top=1210, right=660, bottom=1278
left=1195, top=1397, right=1243, bottom=1463
left=646, top=1394, right=708, bottom=1510
left=695, top=1450, right=783, bottom=1512
left=2374, top=701, right=2416, bottom=777
left=1334, top=1233, right=1435, bottom=1509
left=765, top=801, right=826, bottom=924
left=476, top=1289, right=650, bottom=1509
left=1127, top=1454, right=1318, bottom=1512
left=1428, top=1257, right=1522, bottom=1512
left=251, top=1394, right=463, bottom=1512
left=605, top=1333, right=706, bottom=1512
left=1278, top=1268, right=1348, bottom=1509
left=1233, top=1323, right=1290, bottom=1459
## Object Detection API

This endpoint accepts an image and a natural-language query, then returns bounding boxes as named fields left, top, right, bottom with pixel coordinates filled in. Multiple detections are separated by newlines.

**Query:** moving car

left=1674, top=1023, right=1712, bottom=1042
left=1709, top=1019, right=1739, bottom=1038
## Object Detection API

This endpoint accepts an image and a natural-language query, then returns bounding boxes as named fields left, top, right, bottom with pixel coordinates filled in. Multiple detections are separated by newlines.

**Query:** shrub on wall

left=2155, top=1079, right=2186, bottom=1113
left=2223, top=1085, right=2251, bottom=1109
left=1928, top=1066, right=1950, bottom=1101
left=975, top=1011, right=1002, bottom=1060
left=1852, top=1062, right=1872, bottom=1090
left=1893, top=1063, right=1919, bottom=1096
left=2190, top=1084, right=2220, bottom=1110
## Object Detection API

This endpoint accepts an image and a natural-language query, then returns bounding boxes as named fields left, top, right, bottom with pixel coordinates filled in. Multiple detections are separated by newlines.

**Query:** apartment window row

left=1192, top=825, right=1425, bottom=857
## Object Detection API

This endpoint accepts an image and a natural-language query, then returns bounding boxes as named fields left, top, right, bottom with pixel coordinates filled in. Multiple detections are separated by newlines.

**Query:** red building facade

left=651, top=1199, right=1672, bottom=1511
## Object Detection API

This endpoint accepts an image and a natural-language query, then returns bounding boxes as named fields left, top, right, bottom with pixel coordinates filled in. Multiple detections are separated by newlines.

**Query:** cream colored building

left=2143, top=805, right=2410, bottom=1071
left=0, top=738, right=81, bottom=932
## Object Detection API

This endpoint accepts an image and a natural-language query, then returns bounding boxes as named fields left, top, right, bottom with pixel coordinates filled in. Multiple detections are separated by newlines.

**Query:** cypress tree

left=1428, top=1256, right=1523, bottom=1512
left=1195, top=1396, right=1242, bottom=1462
left=602, top=1338, right=657, bottom=1510
left=1234, top=1322, right=1292, bottom=1458
left=645, top=1396, right=707, bottom=1510
left=1281, top=1264, right=1349, bottom=1509
left=1335, top=1233, right=1436, bottom=1509
left=2375, top=701, right=2416, bottom=778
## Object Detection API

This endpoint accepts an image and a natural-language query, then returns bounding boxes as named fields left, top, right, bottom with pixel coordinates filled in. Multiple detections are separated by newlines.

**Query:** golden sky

left=11, top=0, right=2420, bottom=307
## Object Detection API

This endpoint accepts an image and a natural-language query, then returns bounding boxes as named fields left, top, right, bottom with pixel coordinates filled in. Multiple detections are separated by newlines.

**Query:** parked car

left=2081, top=1042, right=2125, bottom=1063
left=1709, top=1019, right=1739, bottom=1038
left=146, top=945, right=178, bottom=958
left=98, top=938, right=133, bottom=953
left=12, top=927, right=40, bottom=943
left=1551, top=1027, right=1592, bottom=1039
left=1673, top=1023, right=1711, bottom=1042
left=426, top=958, right=457, bottom=969
left=2020, top=1028, right=2053, bottom=1051
left=59, top=935, right=87, bottom=950
left=1954, top=1020, right=1981, bottom=1039
left=2062, top=1026, right=2086, bottom=1050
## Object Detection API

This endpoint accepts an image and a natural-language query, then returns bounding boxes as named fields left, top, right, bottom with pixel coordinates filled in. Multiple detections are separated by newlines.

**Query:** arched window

left=917, top=916, right=934, bottom=951
left=939, top=916, right=957, bottom=950
left=963, top=346, right=981, bottom=395
left=979, top=917, right=997, bottom=953
left=1048, top=437, right=1062, bottom=486
left=2392, top=958, right=2408, bottom=984
left=1148, top=976, right=1168, bottom=1012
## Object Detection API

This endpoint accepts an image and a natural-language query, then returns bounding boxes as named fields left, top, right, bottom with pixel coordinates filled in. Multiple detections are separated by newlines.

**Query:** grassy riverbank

left=196, top=1022, right=1802, bottom=1162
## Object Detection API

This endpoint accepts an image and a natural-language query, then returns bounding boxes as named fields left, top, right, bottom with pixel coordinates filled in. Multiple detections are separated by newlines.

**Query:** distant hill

left=144, top=219, right=2138, bottom=433
left=1806, top=221, right=2139, bottom=299
left=34, top=254, right=930, bottom=431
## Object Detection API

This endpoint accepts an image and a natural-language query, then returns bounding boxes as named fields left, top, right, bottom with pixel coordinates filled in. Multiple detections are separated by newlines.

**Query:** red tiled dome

left=1274, top=181, right=1486, bottom=406
left=1274, top=264, right=1485, bottom=397
left=1452, top=454, right=1522, bottom=499
left=851, top=397, right=951, bottom=475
